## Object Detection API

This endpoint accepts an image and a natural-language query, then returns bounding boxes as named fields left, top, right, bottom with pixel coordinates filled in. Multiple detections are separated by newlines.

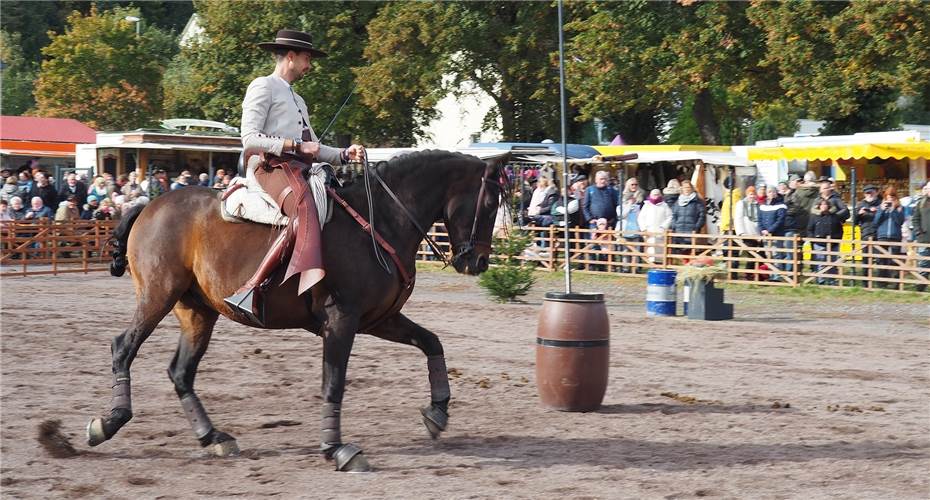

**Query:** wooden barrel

left=536, top=292, right=609, bottom=412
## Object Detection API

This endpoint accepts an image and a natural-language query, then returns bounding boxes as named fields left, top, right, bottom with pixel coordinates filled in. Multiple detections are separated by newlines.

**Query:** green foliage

left=0, top=1, right=192, bottom=65
left=0, top=1, right=71, bottom=65
left=0, top=30, right=37, bottom=115
left=33, top=5, right=176, bottom=130
left=478, top=231, right=536, bottom=303
left=166, top=1, right=390, bottom=145
left=748, top=0, right=930, bottom=132
left=567, top=1, right=772, bottom=145
left=360, top=1, right=565, bottom=142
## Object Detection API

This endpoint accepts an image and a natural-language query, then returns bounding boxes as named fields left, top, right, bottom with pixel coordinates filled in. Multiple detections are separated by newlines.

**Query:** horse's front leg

left=319, top=306, right=370, bottom=472
left=369, top=313, right=450, bottom=439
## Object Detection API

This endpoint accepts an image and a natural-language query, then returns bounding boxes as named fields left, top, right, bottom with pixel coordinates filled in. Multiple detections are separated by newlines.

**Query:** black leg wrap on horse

left=427, top=355, right=451, bottom=405
left=180, top=394, right=214, bottom=440
left=197, top=429, right=235, bottom=448
left=320, top=402, right=342, bottom=455
left=102, top=407, right=133, bottom=439
left=110, top=373, right=132, bottom=413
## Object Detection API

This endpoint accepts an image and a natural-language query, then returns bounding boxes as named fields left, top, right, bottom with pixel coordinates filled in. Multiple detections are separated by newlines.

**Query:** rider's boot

left=224, top=228, right=293, bottom=326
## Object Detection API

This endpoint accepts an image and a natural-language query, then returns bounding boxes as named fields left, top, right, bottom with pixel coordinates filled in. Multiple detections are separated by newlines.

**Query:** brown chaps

left=252, top=157, right=324, bottom=295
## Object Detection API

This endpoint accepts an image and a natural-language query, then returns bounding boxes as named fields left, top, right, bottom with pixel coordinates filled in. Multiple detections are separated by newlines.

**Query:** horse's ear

left=484, top=152, right=510, bottom=174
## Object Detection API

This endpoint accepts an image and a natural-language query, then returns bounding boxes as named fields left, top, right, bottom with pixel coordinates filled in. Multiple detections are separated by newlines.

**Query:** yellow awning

left=747, top=142, right=930, bottom=161
left=595, top=145, right=731, bottom=155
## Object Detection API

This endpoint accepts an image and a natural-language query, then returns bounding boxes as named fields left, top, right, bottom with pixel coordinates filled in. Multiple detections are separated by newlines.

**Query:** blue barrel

left=646, top=269, right=677, bottom=317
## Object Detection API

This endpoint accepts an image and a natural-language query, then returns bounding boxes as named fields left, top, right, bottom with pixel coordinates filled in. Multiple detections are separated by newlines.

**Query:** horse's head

left=444, top=153, right=510, bottom=275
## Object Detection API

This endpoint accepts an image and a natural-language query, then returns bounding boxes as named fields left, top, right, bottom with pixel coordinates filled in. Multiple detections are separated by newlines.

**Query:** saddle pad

left=220, top=176, right=289, bottom=226
left=219, top=163, right=333, bottom=228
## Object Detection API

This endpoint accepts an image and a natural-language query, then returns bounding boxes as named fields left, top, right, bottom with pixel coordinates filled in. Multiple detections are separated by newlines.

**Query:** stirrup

left=224, top=288, right=265, bottom=326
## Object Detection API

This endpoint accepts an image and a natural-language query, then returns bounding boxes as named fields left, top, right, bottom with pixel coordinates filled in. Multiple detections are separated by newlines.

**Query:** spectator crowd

left=0, top=162, right=232, bottom=224
left=510, top=167, right=930, bottom=291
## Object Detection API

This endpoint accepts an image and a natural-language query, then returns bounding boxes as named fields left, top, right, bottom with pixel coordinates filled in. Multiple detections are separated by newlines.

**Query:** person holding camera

left=872, top=187, right=905, bottom=288
left=911, top=180, right=930, bottom=291
left=807, top=199, right=845, bottom=285
left=856, top=185, right=882, bottom=282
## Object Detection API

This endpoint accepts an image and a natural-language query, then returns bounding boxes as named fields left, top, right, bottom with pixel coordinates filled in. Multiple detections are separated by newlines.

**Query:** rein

left=367, top=165, right=454, bottom=268
left=326, top=186, right=413, bottom=289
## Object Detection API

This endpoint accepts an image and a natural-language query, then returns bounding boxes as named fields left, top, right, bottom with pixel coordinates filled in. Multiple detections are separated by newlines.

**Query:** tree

left=33, top=6, right=175, bottom=130
left=0, top=1, right=72, bottom=66
left=360, top=1, right=574, bottom=143
left=567, top=1, right=786, bottom=145
left=1, top=30, right=37, bottom=115
left=164, top=1, right=388, bottom=145
left=477, top=230, right=536, bottom=303
left=748, top=0, right=930, bottom=134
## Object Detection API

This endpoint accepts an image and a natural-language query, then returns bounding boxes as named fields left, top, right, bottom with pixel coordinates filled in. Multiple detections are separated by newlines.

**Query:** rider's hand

left=345, top=144, right=366, bottom=162
left=298, top=141, right=321, bottom=161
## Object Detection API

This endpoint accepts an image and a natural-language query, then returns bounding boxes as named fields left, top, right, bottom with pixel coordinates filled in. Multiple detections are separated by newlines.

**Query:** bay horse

left=86, top=150, right=508, bottom=472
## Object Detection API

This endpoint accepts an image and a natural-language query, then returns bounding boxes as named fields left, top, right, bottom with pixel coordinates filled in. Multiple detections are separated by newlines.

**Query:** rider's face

left=290, top=51, right=313, bottom=80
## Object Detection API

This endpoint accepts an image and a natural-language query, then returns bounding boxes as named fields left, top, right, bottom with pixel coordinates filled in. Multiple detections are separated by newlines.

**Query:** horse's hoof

left=209, top=439, right=240, bottom=457
left=333, top=443, right=371, bottom=473
left=420, top=406, right=448, bottom=439
left=86, top=418, right=107, bottom=447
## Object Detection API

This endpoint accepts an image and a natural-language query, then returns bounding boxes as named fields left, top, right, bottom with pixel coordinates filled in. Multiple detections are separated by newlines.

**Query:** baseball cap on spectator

left=87, top=195, right=99, bottom=204
left=817, top=175, right=832, bottom=183
left=787, top=173, right=801, bottom=182
left=863, top=185, right=878, bottom=193
left=570, top=173, right=587, bottom=184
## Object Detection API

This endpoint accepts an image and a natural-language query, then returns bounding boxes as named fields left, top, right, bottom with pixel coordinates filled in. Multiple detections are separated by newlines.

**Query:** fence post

left=663, top=232, right=670, bottom=269
left=548, top=225, right=556, bottom=271
left=51, top=222, right=58, bottom=276
left=725, top=233, right=732, bottom=281
left=864, top=240, right=873, bottom=289
left=792, top=234, right=801, bottom=287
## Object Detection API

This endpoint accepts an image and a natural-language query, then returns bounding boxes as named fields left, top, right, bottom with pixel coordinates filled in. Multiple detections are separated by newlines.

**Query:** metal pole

left=850, top=166, right=857, bottom=227
left=728, top=166, right=735, bottom=232
left=517, top=164, right=524, bottom=228
left=558, top=0, right=571, bottom=294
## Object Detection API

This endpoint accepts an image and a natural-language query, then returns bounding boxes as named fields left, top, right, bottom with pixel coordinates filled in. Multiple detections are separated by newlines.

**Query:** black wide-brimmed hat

left=258, top=29, right=328, bottom=58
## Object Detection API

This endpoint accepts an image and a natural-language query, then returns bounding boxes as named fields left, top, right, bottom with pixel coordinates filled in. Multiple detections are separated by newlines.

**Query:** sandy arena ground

left=1, top=269, right=928, bottom=499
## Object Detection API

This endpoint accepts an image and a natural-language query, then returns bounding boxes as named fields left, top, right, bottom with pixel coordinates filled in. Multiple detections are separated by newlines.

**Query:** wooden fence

left=3, top=219, right=928, bottom=292
left=1, top=220, right=118, bottom=276
left=418, top=224, right=930, bottom=293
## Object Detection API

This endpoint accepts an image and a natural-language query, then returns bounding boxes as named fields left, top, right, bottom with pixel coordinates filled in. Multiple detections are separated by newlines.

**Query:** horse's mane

left=337, top=149, right=485, bottom=195
left=381, top=149, right=483, bottom=175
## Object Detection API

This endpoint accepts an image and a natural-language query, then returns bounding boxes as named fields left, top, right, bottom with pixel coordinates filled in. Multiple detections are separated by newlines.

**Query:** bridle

left=366, top=160, right=501, bottom=269
left=451, top=167, right=502, bottom=264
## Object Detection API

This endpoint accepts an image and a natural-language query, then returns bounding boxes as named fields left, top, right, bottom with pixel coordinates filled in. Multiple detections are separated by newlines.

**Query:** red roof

left=0, top=116, right=96, bottom=144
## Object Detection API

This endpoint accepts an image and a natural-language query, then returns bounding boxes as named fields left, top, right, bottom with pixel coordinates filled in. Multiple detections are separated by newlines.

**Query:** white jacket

left=637, top=200, right=672, bottom=233
left=733, top=197, right=760, bottom=236
left=240, top=74, right=343, bottom=165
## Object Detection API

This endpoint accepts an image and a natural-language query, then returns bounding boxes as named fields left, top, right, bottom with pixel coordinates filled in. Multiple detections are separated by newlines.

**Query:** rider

left=224, top=29, right=365, bottom=323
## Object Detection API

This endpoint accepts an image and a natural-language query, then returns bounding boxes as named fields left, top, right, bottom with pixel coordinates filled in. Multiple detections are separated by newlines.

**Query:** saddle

left=220, top=153, right=335, bottom=227
left=223, top=152, right=337, bottom=326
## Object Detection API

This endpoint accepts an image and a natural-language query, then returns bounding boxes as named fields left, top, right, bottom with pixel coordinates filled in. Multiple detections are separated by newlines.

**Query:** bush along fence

left=3, top=220, right=928, bottom=292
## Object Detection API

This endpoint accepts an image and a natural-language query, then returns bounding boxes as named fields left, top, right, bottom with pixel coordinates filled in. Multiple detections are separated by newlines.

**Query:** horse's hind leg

left=167, top=298, right=238, bottom=456
left=86, top=295, right=179, bottom=447
left=369, top=313, right=450, bottom=439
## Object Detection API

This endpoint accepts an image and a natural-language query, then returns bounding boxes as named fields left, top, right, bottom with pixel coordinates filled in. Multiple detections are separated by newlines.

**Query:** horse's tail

left=108, top=202, right=146, bottom=277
